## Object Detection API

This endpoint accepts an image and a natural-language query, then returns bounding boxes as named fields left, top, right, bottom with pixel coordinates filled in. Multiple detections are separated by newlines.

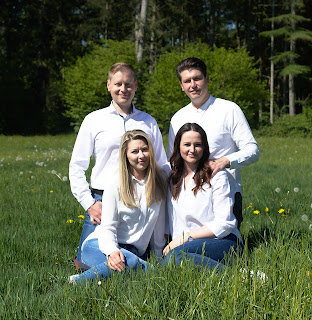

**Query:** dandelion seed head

left=28, top=171, right=32, bottom=174
left=16, top=156, right=22, bottom=161
left=294, top=187, right=299, bottom=193
left=0, top=164, right=3, bottom=167
left=62, top=176, right=68, bottom=182
left=98, top=280, right=102, bottom=285
left=31, top=176, right=35, bottom=179
left=302, top=215, right=308, bottom=222
left=19, top=171, right=23, bottom=175
left=309, top=224, right=312, bottom=232
left=51, top=170, right=56, bottom=174
left=275, top=188, right=281, bottom=193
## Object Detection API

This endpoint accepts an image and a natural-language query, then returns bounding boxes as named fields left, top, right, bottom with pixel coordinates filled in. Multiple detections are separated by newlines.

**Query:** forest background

left=1, top=0, right=312, bottom=136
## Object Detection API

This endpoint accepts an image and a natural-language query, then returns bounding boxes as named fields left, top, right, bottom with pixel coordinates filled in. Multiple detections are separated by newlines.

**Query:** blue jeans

left=74, top=239, right=151, bottom=283
left=165, top=234, right=243, bottom=272
left=76, top=192, right=102, bottom=262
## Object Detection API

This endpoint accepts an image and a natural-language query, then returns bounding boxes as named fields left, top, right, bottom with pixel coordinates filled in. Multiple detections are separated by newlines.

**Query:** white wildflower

left=275, top=188, right=281, bottom=193
left=19, top=171, right=24, bottom=175
left=98, top=280, right=102, bottom=285
left=294, top=187, right=299, bottom=193
left=36, top=161, right=44, bottom=167
left=301, top=215, right=309, bottom=222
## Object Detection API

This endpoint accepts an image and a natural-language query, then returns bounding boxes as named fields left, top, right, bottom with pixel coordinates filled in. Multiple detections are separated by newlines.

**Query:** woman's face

left=179, top=130, right=204, bottom=170
left=126, top=138, right=150, bottom=179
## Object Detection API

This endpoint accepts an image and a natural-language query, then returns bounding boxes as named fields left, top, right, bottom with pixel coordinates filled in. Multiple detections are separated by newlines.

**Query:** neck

left=131, top=169, right=146, bottom=181
left=192, top=93, right=210, bottom=109
left=113, top=101, right=132, bottom=117
left=183, top=164, right=197, bottom=176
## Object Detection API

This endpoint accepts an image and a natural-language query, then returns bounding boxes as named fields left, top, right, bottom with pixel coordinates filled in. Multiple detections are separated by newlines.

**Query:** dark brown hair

left=169, top=123, right=212, bottom=200
left=176, top=57, right=207, bottom=82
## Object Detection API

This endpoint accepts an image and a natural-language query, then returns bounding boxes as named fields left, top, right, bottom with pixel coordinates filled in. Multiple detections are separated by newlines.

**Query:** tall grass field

left=1, top=135, right=312, bottom=319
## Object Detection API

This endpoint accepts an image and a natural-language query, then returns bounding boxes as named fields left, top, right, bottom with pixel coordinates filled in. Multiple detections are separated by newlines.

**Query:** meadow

left=0, top=134, right=312, bottom=319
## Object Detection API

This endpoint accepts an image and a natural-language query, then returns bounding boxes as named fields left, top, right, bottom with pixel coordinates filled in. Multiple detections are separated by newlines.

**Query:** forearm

left=226, top=143, right=259, bottom=169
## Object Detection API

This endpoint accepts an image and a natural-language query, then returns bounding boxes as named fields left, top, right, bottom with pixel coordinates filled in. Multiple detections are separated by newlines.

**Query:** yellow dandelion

left=278, top=208, right=285, bottom=214
left=265, top=207, right=269, bottom=212
left=66, top=219, right=74, bottom=223
left=254, top=210, right=260, bottom=214
left=50, top=190, right=54, bottom=193
left=31, top=189, right=35, bottom=192
left=78, top=215, right=85, bottom=219
left=307, top=271, right=310, bottom=276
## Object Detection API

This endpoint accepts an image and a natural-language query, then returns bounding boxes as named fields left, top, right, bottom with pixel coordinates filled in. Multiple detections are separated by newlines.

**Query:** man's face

left=179, top=69, right=209, bottom=107
left=107, top=70, right=138, bottom=109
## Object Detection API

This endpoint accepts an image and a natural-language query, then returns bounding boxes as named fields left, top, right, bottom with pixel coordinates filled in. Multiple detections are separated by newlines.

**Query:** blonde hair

left=119, top=130, right=166, bottom=207
left=108, top=62, right=136, bottom=80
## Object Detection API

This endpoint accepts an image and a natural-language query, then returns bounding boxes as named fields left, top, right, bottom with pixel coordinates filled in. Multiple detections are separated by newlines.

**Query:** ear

left=107, top=79, right=111, bottom=92
left=180, top=82, right=185, bottom=92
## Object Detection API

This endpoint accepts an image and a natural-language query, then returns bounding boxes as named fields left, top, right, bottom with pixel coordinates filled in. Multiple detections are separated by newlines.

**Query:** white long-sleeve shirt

left=84, top=176, right=166, bottom=257
left=167, top=170, right=241, bottom=241
left=69, top=102, right=168, bottom=211
left=167, top=95, right=259, bottom=194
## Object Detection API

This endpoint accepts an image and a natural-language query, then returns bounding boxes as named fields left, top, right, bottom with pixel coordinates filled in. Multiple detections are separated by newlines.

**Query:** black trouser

left=233, top=192, right=243, bottom=230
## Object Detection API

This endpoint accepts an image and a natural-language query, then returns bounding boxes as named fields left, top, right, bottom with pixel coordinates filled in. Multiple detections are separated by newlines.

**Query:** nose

left=120, top=84, right=126, bottom=92
left=138, top=150, right=145, bottom=158
left=190, top=145, right=195, bottom=153
left=190, top=79, right=196, bottom=88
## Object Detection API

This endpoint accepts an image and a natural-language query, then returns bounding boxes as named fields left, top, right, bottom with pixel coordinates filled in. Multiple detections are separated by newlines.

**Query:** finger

left=119, top=251, right=125, bottom=262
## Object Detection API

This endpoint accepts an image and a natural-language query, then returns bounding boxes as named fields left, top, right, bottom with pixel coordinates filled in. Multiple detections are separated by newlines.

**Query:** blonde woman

left=70, top=130, right=167, bottom=283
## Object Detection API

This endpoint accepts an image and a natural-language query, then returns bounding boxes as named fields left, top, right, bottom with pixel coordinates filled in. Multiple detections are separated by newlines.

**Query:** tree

left=143, top=43, right=268, bottom=132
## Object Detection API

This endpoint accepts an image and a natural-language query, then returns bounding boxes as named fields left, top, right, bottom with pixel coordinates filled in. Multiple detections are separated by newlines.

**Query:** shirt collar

left=131, top=174, right=146, bottom=185
left=187, top=95, right=215, bottom=113
left=107, top=101, right=138, bottom=117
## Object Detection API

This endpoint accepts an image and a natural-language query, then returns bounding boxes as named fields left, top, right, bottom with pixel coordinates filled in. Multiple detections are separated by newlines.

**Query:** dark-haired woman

left=163, top=123, right=243, bottom=271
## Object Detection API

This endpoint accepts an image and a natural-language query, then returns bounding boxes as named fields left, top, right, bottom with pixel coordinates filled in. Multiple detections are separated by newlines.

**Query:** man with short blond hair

left=69, top=63, right=167, bottom=268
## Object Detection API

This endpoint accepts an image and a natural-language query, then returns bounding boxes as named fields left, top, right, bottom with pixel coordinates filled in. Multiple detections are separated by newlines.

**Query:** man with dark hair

left=168, top=57, right=259, bottom=229
left=69, top=63, right=167, bottom=269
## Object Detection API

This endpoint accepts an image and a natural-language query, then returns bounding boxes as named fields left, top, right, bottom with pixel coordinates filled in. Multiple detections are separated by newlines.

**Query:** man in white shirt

left=69, top=62, right=167, bottom=267
left=167, top=57, right=259, bottom=229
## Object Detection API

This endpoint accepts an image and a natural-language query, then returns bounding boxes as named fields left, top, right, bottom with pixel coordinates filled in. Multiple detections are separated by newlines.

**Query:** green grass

left=1, top=135, right=312, bottom=319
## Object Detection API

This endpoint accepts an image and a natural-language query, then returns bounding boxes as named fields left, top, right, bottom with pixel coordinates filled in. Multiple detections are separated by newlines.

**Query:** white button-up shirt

left=167, top=170, right=241, bottom=241
left=69, top=102, right=168, bottom=211
left=167, top=95, right=259, bottom=194
left=84, top=176, right=166, bottom=257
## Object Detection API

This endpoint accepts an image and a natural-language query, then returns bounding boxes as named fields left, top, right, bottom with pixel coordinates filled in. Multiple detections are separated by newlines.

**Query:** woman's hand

left=163, top=233, right=189, bottom=256
left=107, top=250, right=125, bottom=272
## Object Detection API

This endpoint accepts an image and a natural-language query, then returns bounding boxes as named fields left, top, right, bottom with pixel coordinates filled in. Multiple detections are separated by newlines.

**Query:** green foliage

left=62, top=40, right=136, bottom=131
left=144, top=43, right=268, bottom=132
left=256, top=112, right=312, bottom=137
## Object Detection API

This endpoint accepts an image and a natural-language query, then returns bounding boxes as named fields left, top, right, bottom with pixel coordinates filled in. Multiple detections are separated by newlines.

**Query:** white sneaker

left=69, top=274, right=80, bottom=284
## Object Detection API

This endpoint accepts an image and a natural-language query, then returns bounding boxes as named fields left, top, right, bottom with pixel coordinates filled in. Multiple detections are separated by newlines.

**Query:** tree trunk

left=270, top=0, right=275, bottom=124
left=209, top=0, right=215, bottom=49
left=289, top=0, right=296, bottom=116
left=135, top=0, right=149, bottom=63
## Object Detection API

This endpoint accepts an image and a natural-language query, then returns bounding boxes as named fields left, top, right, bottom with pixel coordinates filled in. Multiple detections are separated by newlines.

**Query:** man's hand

left=88, top=201, right=102, bottom=224
left=208, top=157, right=230, bottom=178
left=107, top=250, right=125, bottom=272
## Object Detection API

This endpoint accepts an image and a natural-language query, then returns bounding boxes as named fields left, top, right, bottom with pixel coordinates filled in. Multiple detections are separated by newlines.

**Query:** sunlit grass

left=1, top=135, right=312, bottom=319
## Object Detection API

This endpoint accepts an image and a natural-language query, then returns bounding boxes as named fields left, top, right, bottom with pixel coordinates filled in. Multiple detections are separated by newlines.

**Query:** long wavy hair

left=119, top=130, right=167, bottom=207
left=169, top=123, right=212, bottom=200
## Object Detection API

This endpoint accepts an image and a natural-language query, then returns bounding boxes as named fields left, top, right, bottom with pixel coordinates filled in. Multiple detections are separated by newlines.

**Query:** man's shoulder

left=84, top=105, right=111, bottom=120
left=171, top=103, right=192, bottom=121
left=132, top=108, right=158, bottom=125
left=212, top=97, right=240, bottom=111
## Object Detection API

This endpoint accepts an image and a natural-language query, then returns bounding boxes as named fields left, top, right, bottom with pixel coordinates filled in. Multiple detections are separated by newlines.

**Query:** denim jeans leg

left=76, top=192, right=102, bottom=262
left=165, top=234, right=240, bottom=271
left=75, top=242, right=151, bottom=283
